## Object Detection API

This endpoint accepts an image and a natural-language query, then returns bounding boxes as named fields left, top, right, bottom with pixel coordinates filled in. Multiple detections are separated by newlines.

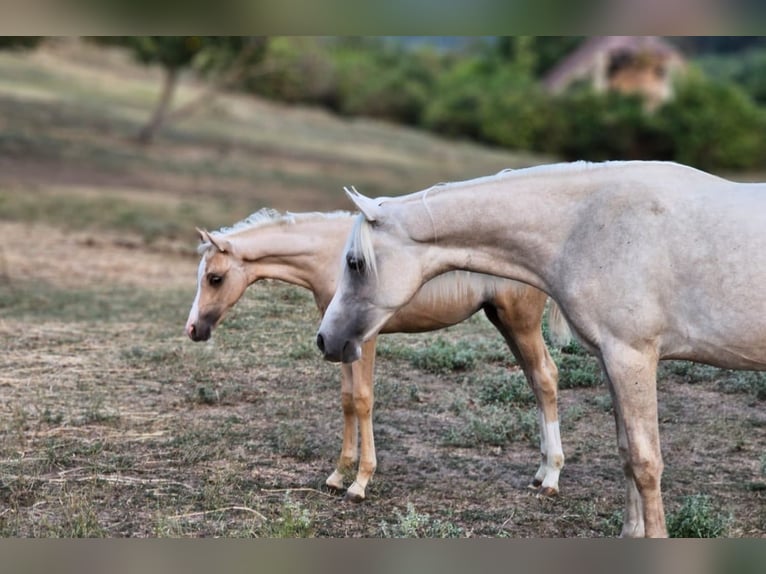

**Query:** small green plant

left=716, top=370, right=766, bottom=401
left=259, top=494, right=314, bottom=538
left=476, top=370, right=534, bottom=407
left=270, top=421, right=319, bottom=461
left=379, top=502, right=464, bottom=538
left=667, top=494, right=730, bottom=538
left=552, top=349, right=602, bottom=389
left=409, top=337, right=476, bottom=374
left=444, top=404, right=537, bottom=447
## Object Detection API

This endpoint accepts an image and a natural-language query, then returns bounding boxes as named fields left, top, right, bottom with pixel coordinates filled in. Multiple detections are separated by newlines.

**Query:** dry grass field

left=0, top=39, right=764, bottom=537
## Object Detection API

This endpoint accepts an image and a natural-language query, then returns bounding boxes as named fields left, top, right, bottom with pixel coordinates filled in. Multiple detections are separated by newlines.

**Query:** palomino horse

left=185, top=209, right=571, bottom=502
left=316, top=160, right=766, bottom=537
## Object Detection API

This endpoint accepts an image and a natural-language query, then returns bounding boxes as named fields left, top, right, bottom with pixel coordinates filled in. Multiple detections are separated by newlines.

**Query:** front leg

left=601, top=342, right=666, bottom=538
left=326, top=363, right=358, bottom=492
left=345, top=337, right=378, bottom=503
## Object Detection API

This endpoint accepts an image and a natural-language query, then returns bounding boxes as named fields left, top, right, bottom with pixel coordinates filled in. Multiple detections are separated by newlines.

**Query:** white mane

left=347, top=215, right=378, bottom=277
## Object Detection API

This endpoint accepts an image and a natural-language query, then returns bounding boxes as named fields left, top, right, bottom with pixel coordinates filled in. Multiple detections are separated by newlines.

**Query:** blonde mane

left=198, top=208, right=353, bottom=254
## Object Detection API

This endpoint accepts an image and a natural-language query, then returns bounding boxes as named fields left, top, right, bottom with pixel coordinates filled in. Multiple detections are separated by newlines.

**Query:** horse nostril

left=316, top=333, right=325, bottom=354
left=188, top=324, right=197, bottom=340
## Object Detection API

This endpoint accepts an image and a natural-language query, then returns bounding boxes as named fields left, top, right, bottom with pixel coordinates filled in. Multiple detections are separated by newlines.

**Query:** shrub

left=444, top=404, right=537, bottom=447
left=655, top=73, right=766, bottom=171
left=476, top=370, right=535, bottom=407
left=478, top=71, right=564, bottom=153
left=379, top=502, right=464, bottom=538
left=409, top=337, right=476, bottom=374
left=555, top=89, right=671, bottom=162
left=667, top=494, right=730, bottom=538
left=334, top=44, right=441, bottom=124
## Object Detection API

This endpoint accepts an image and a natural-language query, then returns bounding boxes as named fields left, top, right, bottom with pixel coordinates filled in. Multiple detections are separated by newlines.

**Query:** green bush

left=476, top=370, right=535, bottom=407
left=555, top=89, right=671, bottom=162
left=409, top=337, right=477, bottom=374
left=479, top=75, right=564, bottom=153
left=379, top=502, right=464, bottom=538
left=248, top=37, right=338, bottom=107
left=667, top=494, right=730, bottom=538
left=422, top=57, right=496, bottom=140
left=334, top=44, right=440, bottom=124
left=655, top=73, right=766, bottom=171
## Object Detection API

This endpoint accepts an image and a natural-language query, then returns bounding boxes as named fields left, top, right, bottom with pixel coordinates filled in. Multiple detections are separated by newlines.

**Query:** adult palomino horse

left=185, top=209, right=571, bottom=502
left=316, top=160, right=766, bottom=537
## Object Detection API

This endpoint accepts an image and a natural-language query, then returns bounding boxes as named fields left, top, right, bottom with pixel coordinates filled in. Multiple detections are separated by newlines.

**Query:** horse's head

left=185, top=228, right=250, bottom=342
left=316, top=188, right=431, bottom=363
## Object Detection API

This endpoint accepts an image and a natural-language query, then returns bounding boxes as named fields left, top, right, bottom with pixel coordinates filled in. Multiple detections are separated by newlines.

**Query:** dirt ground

left=1, top=219, right=764, bottom=538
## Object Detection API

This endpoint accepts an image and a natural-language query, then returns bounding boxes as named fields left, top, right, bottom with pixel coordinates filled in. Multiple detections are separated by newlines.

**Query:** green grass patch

left=379, top=502, right=464, bottom=538
left=667, top=494, right=731, bottom=538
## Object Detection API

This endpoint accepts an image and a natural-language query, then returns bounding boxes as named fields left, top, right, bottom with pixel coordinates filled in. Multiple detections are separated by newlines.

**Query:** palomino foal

left=316, top=161, right=766, bottom=536
left=185, top=209, right=570, bottom=502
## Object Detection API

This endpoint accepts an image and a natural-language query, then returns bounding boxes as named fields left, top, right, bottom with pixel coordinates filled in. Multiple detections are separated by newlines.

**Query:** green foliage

left=698, top=47, right=766, bottom=105
left=422, top=57, right=496, bottom=140
left=551, top=347, right=603, bottom=389
left=655, top=72, right=766, bottom=171
left=379, top=502, right=464, bottom=538
left=478, top=70, right=562, bottom=152
left=476, top=370, right=535, bottom=407
left=247, top=37, right=338, bottom=106
left=258, top=495, right=314, bottom=538
left=716, top=370, right=766, bottom=401
left=555, top=90, right=671, bottom=162
left=667, top=494, right=730, bottom=538
left=445, top=404, right=537, bottom=447
left=496, top=36, right=585, bottom=77
left=96, top=37, right=206, bottom=70
left=0, top=37, right=42, bottom=51
left=408, top=337, right=477, bottom=374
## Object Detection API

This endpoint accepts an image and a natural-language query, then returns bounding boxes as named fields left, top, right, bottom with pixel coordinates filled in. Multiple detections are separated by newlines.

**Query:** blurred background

left=2, top=36, right=765, bottom=248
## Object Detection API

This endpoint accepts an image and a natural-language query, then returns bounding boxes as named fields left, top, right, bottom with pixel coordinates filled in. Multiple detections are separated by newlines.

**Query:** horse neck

left=404, top=169, right=590, bottom=294
left=230, top=217, right=354, bottom=308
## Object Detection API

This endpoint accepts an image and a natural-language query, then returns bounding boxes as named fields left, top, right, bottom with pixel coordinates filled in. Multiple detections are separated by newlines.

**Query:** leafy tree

left=92, top=36, right=266, bottom=144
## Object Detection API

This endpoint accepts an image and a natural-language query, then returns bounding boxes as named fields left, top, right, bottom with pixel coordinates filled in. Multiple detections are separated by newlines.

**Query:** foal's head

left=185, top=229, right=249, bottom=342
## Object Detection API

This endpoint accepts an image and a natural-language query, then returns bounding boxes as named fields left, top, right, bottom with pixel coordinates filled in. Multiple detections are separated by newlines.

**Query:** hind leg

left=484, top=291, right=563, bottom=497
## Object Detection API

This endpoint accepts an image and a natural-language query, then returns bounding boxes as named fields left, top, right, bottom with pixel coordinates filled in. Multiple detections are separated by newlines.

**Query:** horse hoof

left=325, top=470, right=346, bottom=493
left=536, top=486, right=559, bottom=498
left=344, top=490, right=365, bottom=504
left=344, top=481, right=366, bottom=504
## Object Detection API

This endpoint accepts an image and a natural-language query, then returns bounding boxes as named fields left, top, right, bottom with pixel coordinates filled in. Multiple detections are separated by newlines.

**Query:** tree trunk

left=137, top=65, right=179, bottom=145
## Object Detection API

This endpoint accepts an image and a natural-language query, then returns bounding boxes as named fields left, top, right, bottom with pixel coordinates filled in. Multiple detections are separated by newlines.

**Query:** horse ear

left=196, top=228, right=231, bottom=253
left=345, top=186, right=383, bottom=223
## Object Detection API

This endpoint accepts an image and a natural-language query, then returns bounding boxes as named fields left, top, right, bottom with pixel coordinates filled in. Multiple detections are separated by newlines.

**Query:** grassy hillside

left=0, top=38, right=546, bottom=246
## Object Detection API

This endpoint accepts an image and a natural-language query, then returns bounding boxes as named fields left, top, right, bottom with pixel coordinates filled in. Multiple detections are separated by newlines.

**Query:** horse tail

left=547, top=299, right=572, bottom=348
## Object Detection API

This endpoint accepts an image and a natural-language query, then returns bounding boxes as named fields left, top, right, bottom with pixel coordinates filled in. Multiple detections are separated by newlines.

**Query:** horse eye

left=346, top=253, right=365, bottom=273
left=208, top=274, right=224, bottom=287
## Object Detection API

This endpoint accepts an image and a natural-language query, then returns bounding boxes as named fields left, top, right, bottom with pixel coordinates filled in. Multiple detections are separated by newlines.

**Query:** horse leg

left=601, top=361, right=645, bottom=537
left=600, top=343, right=666, bottom=538
left=325, top=363, right=357, bottom=492
left=345, top=336, right=378, bottom=503
left=483, top=295, right=563, bottom=497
